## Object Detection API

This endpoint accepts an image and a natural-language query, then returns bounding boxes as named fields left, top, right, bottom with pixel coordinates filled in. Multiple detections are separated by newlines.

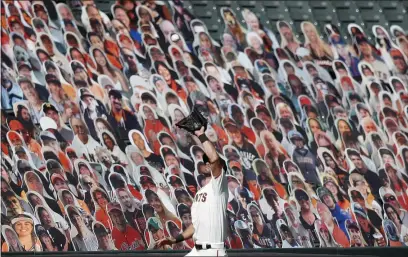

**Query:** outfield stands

left=1, top=0, right=408, bottom=253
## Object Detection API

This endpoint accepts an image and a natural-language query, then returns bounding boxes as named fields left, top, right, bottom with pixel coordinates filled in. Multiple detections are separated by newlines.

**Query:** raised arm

left=174, top=107, right=224, bottom=178
left=194, top=126, right=223, bottom=178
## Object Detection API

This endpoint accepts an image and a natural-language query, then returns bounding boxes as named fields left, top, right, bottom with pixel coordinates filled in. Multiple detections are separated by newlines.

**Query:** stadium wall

left=3, top=247, right=408, bottom=257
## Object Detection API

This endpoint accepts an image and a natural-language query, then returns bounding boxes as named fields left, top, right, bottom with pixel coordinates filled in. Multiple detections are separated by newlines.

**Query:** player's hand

left=194, top=126, right=205, bottom=137
left=157, top=237, right=176, bottom=247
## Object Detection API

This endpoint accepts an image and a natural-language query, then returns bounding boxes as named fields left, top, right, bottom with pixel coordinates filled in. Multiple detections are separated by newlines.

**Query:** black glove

left=176, top=105, right=208, bottom=134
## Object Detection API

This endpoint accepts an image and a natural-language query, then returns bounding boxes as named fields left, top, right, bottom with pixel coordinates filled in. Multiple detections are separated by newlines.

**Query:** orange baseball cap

left=8, top=120, right=24, bottom=131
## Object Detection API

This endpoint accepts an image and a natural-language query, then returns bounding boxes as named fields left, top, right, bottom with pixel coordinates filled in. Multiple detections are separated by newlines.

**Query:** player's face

left=201, top=163, right=212, bottom=175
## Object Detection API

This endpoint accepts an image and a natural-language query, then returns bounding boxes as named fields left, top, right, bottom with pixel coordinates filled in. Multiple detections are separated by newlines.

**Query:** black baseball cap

left=93, top=223, right=108, bottom=236
left=17, top=61, right=31, bottom=70
left=356, top=36, right=369, bottom=45
left=294, top=189, right=309, bottom=201
left=45, top=74, right=61, bottom=86
left=46, top=160, right=61, bottom=171
left=140, top=175, right=155, bottom=185
left=263, top=188, right=277, bottom=198
left=350, top=189, right=364, bottom=200
left=144, top=189, right=156, bottom=200
left=79, top=88, right=94, bottom=100
left=169, top=175, right=182, bottom=186
left=335, top=62, right=346, bottom=70
left=42, top=103, right=58, bottom=114
left=346, top=220, right=359, bottom=231
left=175, top=188, right=189, bottom=198
left=177, top=203, right=190, bottom=217
left=108, top=89, right=122, bottom=99
left=161, top=147, right=176, bottom=158
left=71, top=61, right=85, bottom=73
left=317, top=187, right=333, bottom=202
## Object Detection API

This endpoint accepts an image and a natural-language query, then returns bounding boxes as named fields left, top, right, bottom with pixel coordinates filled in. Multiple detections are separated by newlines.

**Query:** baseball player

left=158, top=108, right=229, bottom=256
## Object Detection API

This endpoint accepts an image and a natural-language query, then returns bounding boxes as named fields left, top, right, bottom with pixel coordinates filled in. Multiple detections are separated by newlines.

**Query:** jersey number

left=195, top=192, right=207, bottom=202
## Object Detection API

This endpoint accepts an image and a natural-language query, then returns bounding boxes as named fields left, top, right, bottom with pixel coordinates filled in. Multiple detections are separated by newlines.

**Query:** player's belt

left=195, top=242, right=225, bottom=250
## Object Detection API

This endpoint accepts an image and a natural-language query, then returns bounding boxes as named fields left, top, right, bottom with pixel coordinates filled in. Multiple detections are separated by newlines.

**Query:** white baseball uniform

left=188, top=168, right=228, bottom=256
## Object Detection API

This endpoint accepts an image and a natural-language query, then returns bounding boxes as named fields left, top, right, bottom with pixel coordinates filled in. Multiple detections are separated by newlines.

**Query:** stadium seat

left=332, top=1, right=365, bottom=30
left=190, top=0, right=221, bottom=37
left=309, top=1, right=343, bottom=36
left=284, top=1, right=316, bottom=42
left=354, top=0, right=389, bottom=35
left=379, top=1, right=408, bottom=30
left=262, top=1, right=292, bottom=35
